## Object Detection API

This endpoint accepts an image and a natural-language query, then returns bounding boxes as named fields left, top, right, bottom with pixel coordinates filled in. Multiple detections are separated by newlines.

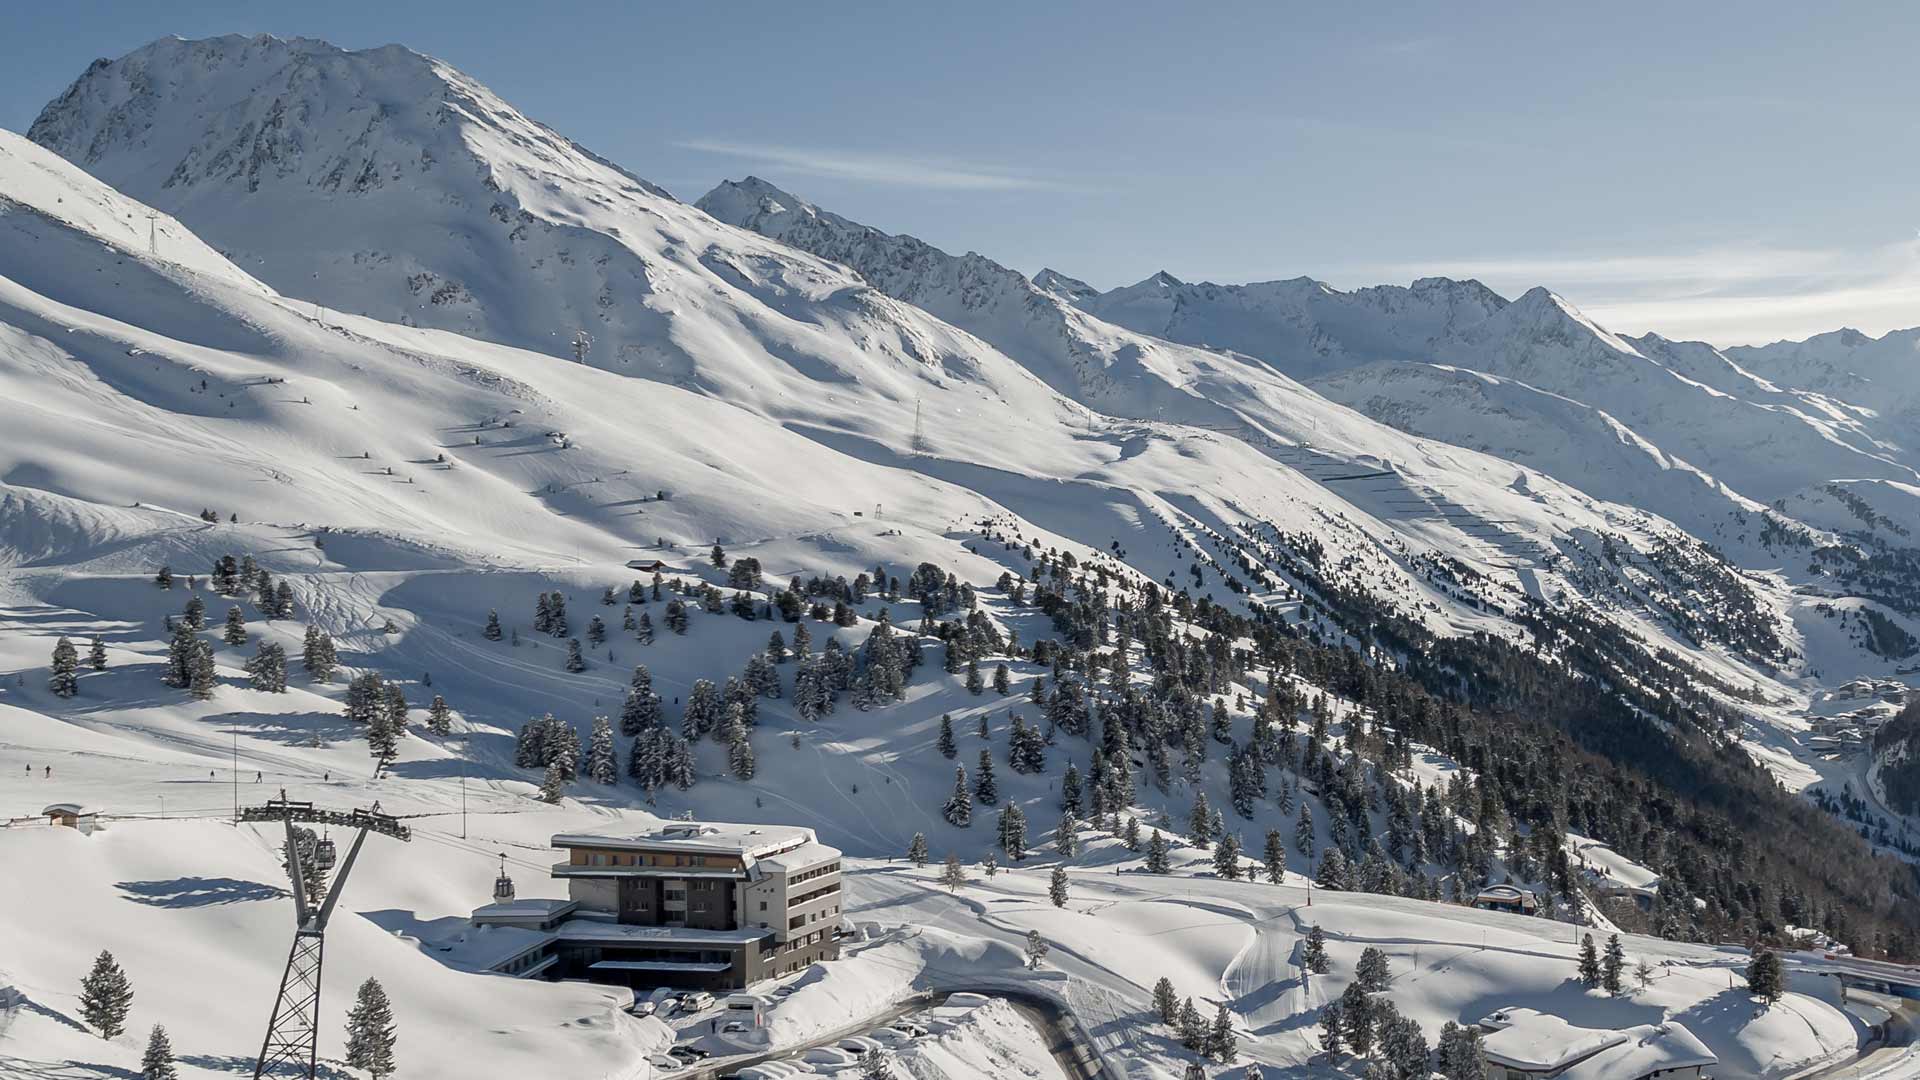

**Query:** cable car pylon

left=240, top=792, right=410, bottom=1079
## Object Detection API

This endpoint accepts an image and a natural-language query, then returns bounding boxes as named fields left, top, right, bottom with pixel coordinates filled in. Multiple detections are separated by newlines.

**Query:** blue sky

left=4, top=1, right=1917, bottom=344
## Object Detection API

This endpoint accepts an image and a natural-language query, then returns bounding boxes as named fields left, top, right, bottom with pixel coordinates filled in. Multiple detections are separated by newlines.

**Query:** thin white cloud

left=675, top=138, right=1075, bottom=192
left=1352, top=239, right=1920, bottom=346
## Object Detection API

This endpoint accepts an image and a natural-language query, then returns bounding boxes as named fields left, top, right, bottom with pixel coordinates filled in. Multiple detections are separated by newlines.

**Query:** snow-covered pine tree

left=993, top=662, right=1010, bottom=695
left=483, top=610, right=502, bottom=640
left=1357, top=945, right=1391, bottom=991
left=1207, top=1002, right=1238, bottom=1063
left=344, top=977, right=398, bottom=1079
left=183, top=595, right=206, bottom=629
left=974, top=748, right=999, bottom=806
left=723, top=705, right=756, bottom=781
left=1602, top=934, right=1626, bottom=995
left=426, top=695, right=453, bottom=736
left=586, top=616, right=605, bottom=645
left=1145, top=829, right=1171, bottom=873
left=155, top=565, right=173, bottom=589
left=79, top=950, right=134, bottom=1038
left=564, top=638, right=586, bottom=673
left=943, top=766, right=973, bottom=827
left=1315, top=847, right=1349, bottom=889
left=539, top=758, right=571, bottom=803
left=1213, top=830, right=1243, bottom=879
left=163, top=620, right=196, bottom=688
left=1264, top=829, right=1286, bottom=884
left=587, top=715, right=618, bottom=784
left=247, top=641, right=288, bottom=692
left=997, top=804, right=1027, bottom=860
left=907, top=833, right=929, bottom=867
left=49, top=636, right=80, bottom=698
left=367, top=708, right=399, bottom=768
left=937, top=713, right=957, bottom=758
left=274, top=580, right=296, bottom=618
left=1061, top=763, right=1083, bottom=816
left=1049, top=865, right=1070, bottom=907
left=87, top=637, right=108, bottom=671
left=1056, top=813, right=1077, bottom=858
left=1578, top=934, right=1601, bottom=987
left=1295, top=803, right=1316, bottom=858
left=940, top=853, right=966, bottom=891
left=1152, top=976, right=1179, bottom=1024
left=141, top=1023, right=178, bottom=1080
left=384, top=684, right=409, bottom=738
left=188, top=640, right=217, bottom=700
left=1304, top=924, right=1330, bottom=973
left=223, top=606, right=247, bottom=646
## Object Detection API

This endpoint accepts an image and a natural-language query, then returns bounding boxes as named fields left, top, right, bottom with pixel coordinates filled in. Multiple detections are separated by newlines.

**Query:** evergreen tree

left=993, top=662, right=1011, bottom=695
left=1602, top=934, right=1626, bottom=995
left=1152, top=976, right=1180, bottom=1025
left=1315, top=847, right=1350, bottom=889
left=302, top=626, right=336, bottom=683
left=1357, top=945, right=1392, bottom=991
left=1304, top=924, right=1331, bottom=974
left=246, top=641, right=288, bottom=692
left=183, top=595, right=206, bottom=630
left=907, top=832, right=930, bottom=867
left=1145, top=829, right=1172, bottom=873
left=164, top=620, right=196, bottom=688
left=79, top=950, right=133, bottom=1039
left=539, top=758, right=570, bottom=803
left=223, top=606, right=247, bottom=646
left=723, top=705, right=756, bottom=781
left=564, top=637, right=587, bottom=673
left=937, top=713, right=958, bottom=758
left=1578, top=934, right=1602, bottom=988
left=1320, top=1001, right=1347, bottom=1063
left=426, top=695, right=453, bottom=736
left=975, top=748, right=999, bottom=806
left=1125, top=815, right=1142, bottom=852
left=587, top=715, right=619, bottom=784
left=141, top=1024, right=178, bottom=1080
left=384, top=684, right=409, bottom=738
left=940, top=853, right=967, bottom=891
left=943, top=766, right=973, bottom=827
left=188, top=640, right=217, bottom=700
left=1207, top=1002, right=1238, bottom=1064
left=1179, top=998, right=1208, bottom=1051
left=88, top=637, right=108, bottom=671
left=274, top=580, right=296, bottom=619
left=1214, top=830, right=1243, bottom=879
left=1341, top=982, right=1376, bottom=1057
left=1264, top=829, right=1286, bottom=884
left=1438, top=1021, right=1487, bottom=1080
left=1295, top=803, right=1316, bottom=858
left=155, top=565, right=173, bottom=590
left=49, top=636, right=80, bottom=698
left=367, top=707, right=399, bottom=769
left=483, top=609, right=502, bottom=640
left=621, top=667, right=662, bottom=736
left=982, top=849, right=998, bottom=878
left=344, top=977, right=398, bottom=1079
left=1056, top=813, right=1078, bottom=858
left=997, top=803, right=1028, bottom=860
left=1746, top=948, right=1785, bottom=1005
left=1188, top=791, right=1214, bottom=848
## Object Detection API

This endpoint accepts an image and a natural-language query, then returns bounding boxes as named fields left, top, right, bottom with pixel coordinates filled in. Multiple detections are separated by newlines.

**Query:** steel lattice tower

left=242, top=795, right=409, bottom=1080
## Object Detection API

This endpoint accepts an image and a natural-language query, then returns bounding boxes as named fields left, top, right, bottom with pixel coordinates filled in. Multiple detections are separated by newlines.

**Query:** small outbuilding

left=1472, top=884, right=1539, bottom=915
left=43, top=803, right=103, bottom=835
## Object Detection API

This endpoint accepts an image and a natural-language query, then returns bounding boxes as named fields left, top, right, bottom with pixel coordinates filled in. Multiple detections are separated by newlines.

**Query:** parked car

left=722, top=1019, right=752, bottom=1034
left=667, top=1045, right=711, bottom=1061
left=646, top=1053, right=684, bottom=1073
left=837, top=1036, right=883, bottom=1056
left=678, top=991, right=715, bottom=1013
left=626, top=999, right=657, bottom=1017
left=889, top=1021, right=929, bottom=1038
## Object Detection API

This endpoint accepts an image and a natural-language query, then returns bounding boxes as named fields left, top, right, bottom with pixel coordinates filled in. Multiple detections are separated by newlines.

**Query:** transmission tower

left=241, top=794, right=411, bottom=1079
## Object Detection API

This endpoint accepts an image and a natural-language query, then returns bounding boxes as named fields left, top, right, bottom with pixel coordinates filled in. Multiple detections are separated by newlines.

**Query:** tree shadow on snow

left=14, top=995, right=90, bottom=1034
left=116, top=876, right=289, bottom=907
left=0, top=1054, right=139, bottom=1079
left=181, top=1053, right=355, bottom=1079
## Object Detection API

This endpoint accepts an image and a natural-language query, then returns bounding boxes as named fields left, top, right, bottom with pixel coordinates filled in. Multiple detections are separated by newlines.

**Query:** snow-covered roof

left=1479, top=1009, right=1629, bottom=1071
left=550, top=821, right=836, bottom=870
left=41, top=803, right=97, bottom=816
left=470, top=898, right=577, bottom=920
left=755, top=842, right=841, bottom=874
left=1559, top=1024, right=1715, bottom=1080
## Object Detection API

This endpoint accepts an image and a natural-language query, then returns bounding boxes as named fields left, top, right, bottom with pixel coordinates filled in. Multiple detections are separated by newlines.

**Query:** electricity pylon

left=241, top=794, right=410, bottom=1079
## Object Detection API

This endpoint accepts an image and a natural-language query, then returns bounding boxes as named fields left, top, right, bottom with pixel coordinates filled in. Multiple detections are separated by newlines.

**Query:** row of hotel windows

left=578, top=851, right=725, bottom=868
left=785, top=861, right=841, bottom=885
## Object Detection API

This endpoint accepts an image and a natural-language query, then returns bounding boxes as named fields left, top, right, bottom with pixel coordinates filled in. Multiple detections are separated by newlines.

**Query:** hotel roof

left=550, top=821, right=834, bottom=868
